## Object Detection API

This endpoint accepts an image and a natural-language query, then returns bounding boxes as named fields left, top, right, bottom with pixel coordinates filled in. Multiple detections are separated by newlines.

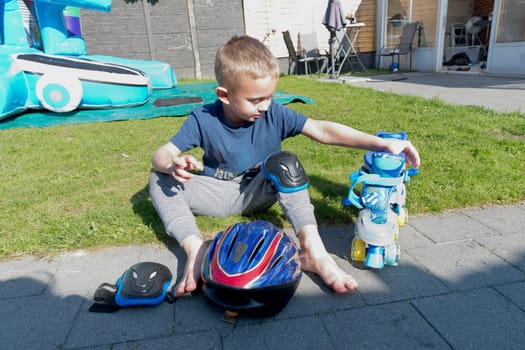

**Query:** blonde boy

left=149, top=35, right=420, bottom=296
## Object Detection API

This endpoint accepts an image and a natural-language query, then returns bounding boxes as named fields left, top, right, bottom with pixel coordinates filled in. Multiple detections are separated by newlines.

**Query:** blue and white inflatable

left=0, top=0, right=177, bottom=120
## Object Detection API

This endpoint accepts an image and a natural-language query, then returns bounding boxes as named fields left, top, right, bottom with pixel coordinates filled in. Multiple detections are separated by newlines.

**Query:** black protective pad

left=118, top=262, right=172, bottom=300
left=263, top=151, right=309, bottom=192
left=89, top=262, right=175, bottom=313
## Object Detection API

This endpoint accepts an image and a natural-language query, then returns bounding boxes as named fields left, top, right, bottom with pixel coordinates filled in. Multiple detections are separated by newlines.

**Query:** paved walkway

left=336, top=71, right=525, bottom=114
left=1, top=203, right=524, bottom=349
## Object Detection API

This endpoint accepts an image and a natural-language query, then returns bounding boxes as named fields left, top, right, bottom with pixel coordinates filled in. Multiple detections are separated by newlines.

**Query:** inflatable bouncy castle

left=0, top=0, right=177, bottom=120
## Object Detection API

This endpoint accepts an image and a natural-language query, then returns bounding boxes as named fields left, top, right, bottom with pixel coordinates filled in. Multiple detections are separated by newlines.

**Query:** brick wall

left=80, top=0, right=245, bottom=80
left=473, top=0, right=494, bottom=16
left=473, top=0, right=494, bottom=45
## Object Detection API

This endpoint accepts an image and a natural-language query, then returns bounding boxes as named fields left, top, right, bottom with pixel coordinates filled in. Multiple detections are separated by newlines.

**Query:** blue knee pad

left=263, top=151, right=309, bottom=193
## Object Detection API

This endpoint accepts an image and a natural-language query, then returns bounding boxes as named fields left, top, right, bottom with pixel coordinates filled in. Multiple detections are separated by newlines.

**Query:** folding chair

left=282, top=30, right=327, bottom=75
left=450, top=23, right=467, bottom=47
left=379, top=21, right=419, bottom=71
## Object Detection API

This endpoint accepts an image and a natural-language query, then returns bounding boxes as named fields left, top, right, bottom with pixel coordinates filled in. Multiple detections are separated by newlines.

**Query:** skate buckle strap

left=371, top=152, right=405, bottom=178
left=362, top=189, right=391, bottom=213
left=345, top=170, right=405, bottom=209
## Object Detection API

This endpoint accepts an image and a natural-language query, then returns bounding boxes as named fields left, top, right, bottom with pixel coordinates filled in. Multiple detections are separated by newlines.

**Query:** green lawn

left=1, top=75, right=523, bottom=259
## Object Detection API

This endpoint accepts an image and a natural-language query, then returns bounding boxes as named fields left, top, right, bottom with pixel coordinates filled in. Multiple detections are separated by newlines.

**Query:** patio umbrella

left=322, top=0, right=346, bottom=79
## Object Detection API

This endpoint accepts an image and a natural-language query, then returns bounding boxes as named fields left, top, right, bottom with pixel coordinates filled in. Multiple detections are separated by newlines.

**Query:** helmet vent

left=226, top=230, right=239, bottom=259
left=248, top=237, right=265, bottom=264
left=270, top=255, right=283, bottom=269
left=232, top=242, right=248, bottom=263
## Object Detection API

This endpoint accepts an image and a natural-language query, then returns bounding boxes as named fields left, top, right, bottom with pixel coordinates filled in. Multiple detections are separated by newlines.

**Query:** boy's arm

left=301, top=119, right=420, bottom=168
left=151, top=142, right=203, bottom=182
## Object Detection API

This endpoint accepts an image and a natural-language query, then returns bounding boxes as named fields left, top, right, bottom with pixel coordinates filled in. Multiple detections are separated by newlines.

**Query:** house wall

left=355, top=0, right=375, bottom=51
left=473, top=0, right=494, bottom=16
left=412, top=0, right=438, bottom=47
left=355, top=0, right=377, bottom=67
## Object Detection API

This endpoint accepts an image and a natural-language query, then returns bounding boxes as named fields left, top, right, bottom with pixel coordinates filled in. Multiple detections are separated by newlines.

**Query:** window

left=385, top=0, right=438, bottom=48
left=495, top=0, right=525, bottom=43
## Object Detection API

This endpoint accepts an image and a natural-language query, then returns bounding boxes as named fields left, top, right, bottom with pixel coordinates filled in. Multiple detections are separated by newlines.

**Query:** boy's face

left=216, top=74, right=278, bottom=126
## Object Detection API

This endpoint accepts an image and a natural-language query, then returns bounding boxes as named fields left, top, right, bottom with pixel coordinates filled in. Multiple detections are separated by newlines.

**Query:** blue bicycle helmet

left=201, top=220, right=302, bottom=316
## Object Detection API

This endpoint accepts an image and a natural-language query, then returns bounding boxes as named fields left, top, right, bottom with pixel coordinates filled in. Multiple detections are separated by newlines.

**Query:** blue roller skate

left=343, top=132, right=418, bottom=269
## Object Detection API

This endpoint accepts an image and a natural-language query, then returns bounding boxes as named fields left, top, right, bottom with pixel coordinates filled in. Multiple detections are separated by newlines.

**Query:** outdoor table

left=327, top=22, right=368, bottom=78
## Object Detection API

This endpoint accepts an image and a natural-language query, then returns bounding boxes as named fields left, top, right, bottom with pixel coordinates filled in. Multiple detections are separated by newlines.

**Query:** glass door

left=377, top=0, right=447, bottom=72
left=487, top=0, right=525, bottom=75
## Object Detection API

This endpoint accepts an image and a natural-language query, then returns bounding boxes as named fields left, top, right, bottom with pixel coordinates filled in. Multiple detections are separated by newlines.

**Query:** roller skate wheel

left=350, top=237, right=366, bottom=262
left=365, top=246, right=385, bottom=269
left=384, top=242, right=400, bottom=266
left=397, top=207, right=408, bottom=227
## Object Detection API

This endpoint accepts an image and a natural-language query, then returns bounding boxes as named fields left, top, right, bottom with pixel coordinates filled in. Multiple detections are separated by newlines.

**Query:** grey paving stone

left=475, top=232, right=525, bottom=272
left=112, top=330, right=222, bottom=350
left=0, top=257, right=58, bottom=298
left=408, top=239, right=524, bottom=291
left=321, top=301, right=451, bottom=349
left=349, top=252, right=450, bottom=305
left=221, top=316, right=334, bottom=349
left=496, top=281, right=525, bottom=311
left=399, top=222, right=435, bottom=249
left=409, top=211, right=494, bottom=243
left=49, top=246, right=143, bottom=298
left=318, top=225, right=353, bottom=259
left=173, top=292, right=237, bottom=334
left=412, top=288, right=525, bottom=350
left=0, top=293, right=83, bottom=350
left=65, top=301, right=174, bottom=348
left=462, top=204, right=525, bottom=235
left=277, top=272, right=366, bottom=319
left=138, top=244, right=182, bottom=270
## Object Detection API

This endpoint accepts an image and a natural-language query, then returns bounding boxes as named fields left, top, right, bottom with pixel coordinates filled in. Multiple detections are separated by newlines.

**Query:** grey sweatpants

left=148, top=170, right=317, bottom=244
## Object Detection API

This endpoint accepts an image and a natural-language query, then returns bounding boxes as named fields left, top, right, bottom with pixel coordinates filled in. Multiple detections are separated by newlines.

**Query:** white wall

left=243, top=0, right=362, bottom=57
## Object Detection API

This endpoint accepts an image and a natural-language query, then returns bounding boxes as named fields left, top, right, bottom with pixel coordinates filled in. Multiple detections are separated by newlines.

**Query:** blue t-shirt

left=171, top=100, right=307, bottom=179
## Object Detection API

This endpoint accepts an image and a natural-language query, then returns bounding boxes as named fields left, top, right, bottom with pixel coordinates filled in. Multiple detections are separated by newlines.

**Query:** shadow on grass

left=130, top=184, right=174, bottom=245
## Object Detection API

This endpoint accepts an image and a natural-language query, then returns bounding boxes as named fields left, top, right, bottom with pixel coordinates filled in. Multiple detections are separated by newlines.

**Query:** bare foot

left=174, top=235, right=207, bottom=297
left=297, top=225, right=358, bottom=294
left=300, top=253, right=359, bottom=293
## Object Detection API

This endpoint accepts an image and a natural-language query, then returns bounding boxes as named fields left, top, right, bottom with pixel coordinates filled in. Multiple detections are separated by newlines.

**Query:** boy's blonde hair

left=215, top=35, right=280, bottom=91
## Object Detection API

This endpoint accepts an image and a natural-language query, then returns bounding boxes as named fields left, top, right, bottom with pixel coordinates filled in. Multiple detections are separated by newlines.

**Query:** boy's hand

left=171, top=155, right=203, bottom=182
left=383, top=139, right=421, bottom=169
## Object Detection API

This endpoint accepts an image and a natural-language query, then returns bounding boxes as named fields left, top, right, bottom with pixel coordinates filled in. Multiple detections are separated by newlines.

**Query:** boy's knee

left=263, top=151, right=309, bottom=193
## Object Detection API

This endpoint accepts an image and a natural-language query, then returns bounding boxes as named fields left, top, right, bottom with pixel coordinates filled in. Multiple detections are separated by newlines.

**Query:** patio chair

left=379, top=21, right=419, bottom=71
left=282, top=31, right=327, bottom=75
left=450, top=23, right=467, bottom=47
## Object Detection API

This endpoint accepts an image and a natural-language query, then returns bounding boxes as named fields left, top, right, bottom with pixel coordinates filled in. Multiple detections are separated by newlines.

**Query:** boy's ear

left=216, top=86, right=230, bottom=104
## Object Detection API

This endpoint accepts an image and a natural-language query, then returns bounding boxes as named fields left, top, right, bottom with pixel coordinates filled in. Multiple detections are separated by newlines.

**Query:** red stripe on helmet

left=210, top=232, right=283, bottom=287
